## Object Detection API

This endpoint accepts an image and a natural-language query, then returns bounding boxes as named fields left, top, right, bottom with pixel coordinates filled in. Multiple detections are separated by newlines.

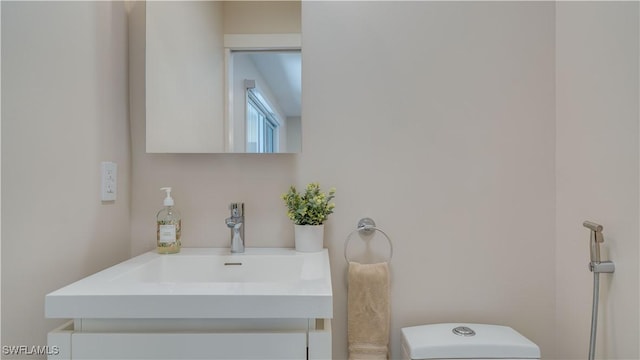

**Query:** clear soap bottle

left=157, top=187, right=181, bottom=254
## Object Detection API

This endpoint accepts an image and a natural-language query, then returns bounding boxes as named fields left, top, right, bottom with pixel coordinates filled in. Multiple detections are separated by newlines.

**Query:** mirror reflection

left=228, top=50, right=301, bottom=153
left=145, top=1, right=302, bottom=153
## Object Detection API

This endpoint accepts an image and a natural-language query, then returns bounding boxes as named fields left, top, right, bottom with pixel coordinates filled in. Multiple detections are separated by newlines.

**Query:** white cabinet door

left=71, top=332, right=307, bottom=359
left=145, top=1, right=225, bottom=153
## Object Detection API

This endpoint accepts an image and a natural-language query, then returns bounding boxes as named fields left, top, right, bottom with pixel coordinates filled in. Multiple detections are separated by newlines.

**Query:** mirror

left=145, top=1, right=302, bottom=153
left=226, top=47, right=301, bottom=153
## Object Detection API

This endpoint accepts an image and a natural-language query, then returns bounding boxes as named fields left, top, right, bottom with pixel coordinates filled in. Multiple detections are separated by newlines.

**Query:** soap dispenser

left=157, top=187, right=181, bottom=254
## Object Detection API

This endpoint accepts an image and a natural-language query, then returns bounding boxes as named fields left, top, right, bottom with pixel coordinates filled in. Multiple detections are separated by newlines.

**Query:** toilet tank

left=401, top=323, right=540, bottom=360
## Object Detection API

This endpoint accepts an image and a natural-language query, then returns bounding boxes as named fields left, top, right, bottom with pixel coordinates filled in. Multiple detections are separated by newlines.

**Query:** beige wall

left=286, top=116, right=301, bottom=153
left=1, top=1, right=131, bottom=358
left=299, top=2, right=557, bottom=358
left=223, top=1, right=300, bottom=35
left=1, top=0, right=3, bottom=347
left=556, top=2, right=640, bottom=359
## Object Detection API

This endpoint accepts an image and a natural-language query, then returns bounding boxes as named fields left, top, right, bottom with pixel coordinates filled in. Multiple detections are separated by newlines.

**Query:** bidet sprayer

left=582, top=220, right=614, bottom=360
left=583, top=221, right=604, bottom=263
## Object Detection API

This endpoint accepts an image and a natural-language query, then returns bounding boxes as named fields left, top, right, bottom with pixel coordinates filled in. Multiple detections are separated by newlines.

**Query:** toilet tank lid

left=401, top=323, right=540, bottom=359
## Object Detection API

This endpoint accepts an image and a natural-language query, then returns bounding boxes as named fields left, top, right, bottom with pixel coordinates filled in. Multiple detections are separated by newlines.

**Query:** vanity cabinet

left=46, top=248, right=333, bottom=360
left=48, top=318, right=331, bottom=360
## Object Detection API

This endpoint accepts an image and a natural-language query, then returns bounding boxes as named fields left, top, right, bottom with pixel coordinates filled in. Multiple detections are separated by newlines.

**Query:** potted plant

left=282, top=183, right=336, bottom=252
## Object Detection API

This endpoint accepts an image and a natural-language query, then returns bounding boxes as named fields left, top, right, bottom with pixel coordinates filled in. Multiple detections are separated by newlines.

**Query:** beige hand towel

left=348, top=261, right=390, bottom=360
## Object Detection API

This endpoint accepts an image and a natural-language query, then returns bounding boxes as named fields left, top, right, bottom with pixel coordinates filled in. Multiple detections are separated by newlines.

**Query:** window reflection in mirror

left=228, top=50, right=301, bottom=153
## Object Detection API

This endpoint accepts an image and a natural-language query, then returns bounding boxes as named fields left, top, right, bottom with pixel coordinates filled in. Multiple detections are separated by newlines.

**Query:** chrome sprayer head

left=583, top=221, right=604, bottom=263
left=583, top=221, right=603, bottom=233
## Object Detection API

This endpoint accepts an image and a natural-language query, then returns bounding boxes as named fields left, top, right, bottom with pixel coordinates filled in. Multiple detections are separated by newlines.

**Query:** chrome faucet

left=225, top=203, right=245, bottom=253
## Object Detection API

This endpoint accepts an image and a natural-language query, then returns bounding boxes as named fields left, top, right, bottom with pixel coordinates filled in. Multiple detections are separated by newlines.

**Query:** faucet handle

left=229, top=202, right=244, bottom=217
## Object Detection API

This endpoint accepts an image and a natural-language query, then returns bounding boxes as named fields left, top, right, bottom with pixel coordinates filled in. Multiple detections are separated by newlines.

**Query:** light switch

left=101, top=162, right=117, bottom=201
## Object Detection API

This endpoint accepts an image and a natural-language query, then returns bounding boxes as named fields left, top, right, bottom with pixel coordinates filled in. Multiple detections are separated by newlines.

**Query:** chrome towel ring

left=344, top=218, right=393, bottom=263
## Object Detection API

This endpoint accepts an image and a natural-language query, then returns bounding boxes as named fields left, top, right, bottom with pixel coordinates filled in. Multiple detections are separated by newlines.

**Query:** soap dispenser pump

left=157, top=187, right=181, bottom=254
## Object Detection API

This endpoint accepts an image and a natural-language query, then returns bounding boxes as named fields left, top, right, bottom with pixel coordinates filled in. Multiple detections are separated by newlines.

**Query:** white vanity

left=46, top=248, right=332, bottom=359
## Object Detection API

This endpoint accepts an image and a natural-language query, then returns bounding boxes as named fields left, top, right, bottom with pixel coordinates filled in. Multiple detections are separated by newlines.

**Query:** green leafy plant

left=282, top=183, right=336, bottom=225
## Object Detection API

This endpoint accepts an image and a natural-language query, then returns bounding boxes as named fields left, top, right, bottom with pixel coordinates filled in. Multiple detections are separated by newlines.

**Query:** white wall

left=299, top=2, right=557, bottom=358
left=556, top=2, right=639, bottom=359
left=1, top=1, right=131, bottom=357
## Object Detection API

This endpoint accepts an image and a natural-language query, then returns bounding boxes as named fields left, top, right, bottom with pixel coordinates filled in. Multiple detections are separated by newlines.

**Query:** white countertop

left=46, top=248, right=333, bottom=319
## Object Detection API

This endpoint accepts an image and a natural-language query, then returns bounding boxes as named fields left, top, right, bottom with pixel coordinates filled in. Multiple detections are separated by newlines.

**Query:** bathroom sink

left=113, top=251, right=309, bottom=283
left=45, top=248, right=332, bottom=319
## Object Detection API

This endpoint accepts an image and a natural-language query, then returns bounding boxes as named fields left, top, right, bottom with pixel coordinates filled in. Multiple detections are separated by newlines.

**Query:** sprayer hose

left=588, top=271, right=599, bottom=360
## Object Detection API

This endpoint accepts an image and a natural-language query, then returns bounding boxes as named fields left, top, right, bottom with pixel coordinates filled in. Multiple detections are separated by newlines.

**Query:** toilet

left=401, top=323, right=540, bottom=360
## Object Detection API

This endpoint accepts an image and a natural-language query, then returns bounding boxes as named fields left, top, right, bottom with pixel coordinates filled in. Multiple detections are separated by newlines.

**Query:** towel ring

left=344, top=218, right=393, bottom=263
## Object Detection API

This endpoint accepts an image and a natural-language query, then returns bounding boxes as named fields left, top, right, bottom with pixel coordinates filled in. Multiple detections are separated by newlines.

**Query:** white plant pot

left=294, top=224, right=324, bottom=252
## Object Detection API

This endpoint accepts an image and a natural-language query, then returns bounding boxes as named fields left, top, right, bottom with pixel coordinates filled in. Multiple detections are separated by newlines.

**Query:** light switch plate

left=101, top=162, right=117, bottom=201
